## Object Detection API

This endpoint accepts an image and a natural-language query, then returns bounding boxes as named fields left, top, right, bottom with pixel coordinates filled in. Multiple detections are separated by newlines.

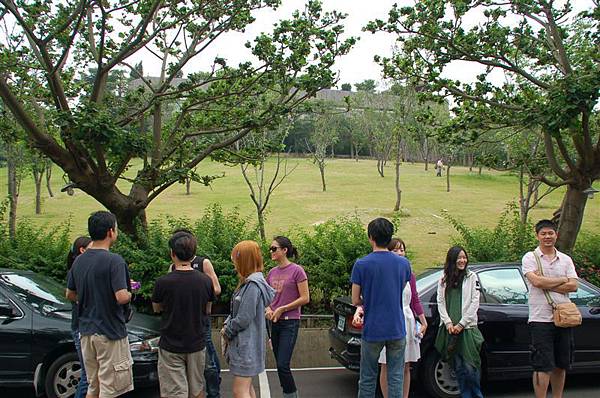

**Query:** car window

left=0, top=273, right=70, bottom=314
left=570, top=283, right=599, bottom=306
left=416, top=269, right=443, bottom=293
left=478, top=268, right=528, bottom=304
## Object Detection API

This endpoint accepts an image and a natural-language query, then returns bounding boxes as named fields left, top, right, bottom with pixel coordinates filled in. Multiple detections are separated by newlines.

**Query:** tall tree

left=369, top=1, right=600, bottom=252
left=0, top=0, right=355, bottom=237
left=239, top=122, right=297, bottom=240
left=306, top=105, right=341, bottom=192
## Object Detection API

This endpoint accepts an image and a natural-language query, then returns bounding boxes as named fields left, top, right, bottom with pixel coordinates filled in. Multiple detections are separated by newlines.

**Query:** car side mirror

left=0, top=303, right=15, bottom=317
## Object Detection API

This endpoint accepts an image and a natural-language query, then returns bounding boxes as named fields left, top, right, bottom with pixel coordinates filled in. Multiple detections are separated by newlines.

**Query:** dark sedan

left=0, top=268, right=160, bottom=398
left=329, top=263, right=600, bottom=398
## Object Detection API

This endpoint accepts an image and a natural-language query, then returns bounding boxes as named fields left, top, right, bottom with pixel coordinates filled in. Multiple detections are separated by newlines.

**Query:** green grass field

left=2, top=157, right=599, bottom=271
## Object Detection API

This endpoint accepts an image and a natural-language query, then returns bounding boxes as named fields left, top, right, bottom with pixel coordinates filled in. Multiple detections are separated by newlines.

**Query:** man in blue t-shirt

left=351, top=218, right=411, bottom=398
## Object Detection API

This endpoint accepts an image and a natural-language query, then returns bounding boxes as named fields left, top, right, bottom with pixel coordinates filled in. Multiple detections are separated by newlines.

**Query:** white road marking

left=258, top=370, right=271, bottom=398
left=267, top=366, right=346, bottom=372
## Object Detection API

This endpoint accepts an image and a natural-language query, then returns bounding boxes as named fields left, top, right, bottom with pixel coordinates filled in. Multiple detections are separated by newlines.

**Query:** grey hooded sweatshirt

left=224, top=271, right=276, bottom=377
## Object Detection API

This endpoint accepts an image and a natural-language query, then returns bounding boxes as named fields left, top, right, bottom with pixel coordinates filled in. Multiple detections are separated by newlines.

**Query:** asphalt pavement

left=2, top=368, right=599, bottom=397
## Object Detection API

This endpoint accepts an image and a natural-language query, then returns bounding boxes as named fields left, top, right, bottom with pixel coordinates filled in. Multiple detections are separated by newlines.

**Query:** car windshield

left=1, top=272, right=71, bottom=314
left=416, top=269, right=443, bottom=293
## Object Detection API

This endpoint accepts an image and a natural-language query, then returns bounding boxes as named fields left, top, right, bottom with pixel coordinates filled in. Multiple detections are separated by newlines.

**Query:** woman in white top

left=378, top=238, right=428, bottom=398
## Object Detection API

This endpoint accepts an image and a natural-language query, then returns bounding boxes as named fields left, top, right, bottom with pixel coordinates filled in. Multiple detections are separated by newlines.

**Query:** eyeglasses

left=269, top=246, right=281, bottom=253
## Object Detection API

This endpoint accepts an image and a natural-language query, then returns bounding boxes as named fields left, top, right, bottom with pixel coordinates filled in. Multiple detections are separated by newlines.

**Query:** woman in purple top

left=265, top=236, right=310, bottom=398
left=378, top=238, right=428, bottom=398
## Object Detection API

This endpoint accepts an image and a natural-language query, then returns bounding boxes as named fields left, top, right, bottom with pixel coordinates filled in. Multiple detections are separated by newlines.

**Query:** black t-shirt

left=152, top=269, right=215, bottom=353
left=67, top=249, right=129, bottom=340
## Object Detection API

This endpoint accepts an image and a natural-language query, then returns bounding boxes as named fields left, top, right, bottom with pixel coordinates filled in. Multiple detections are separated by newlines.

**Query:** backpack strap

left=533, top=252, right=555, bottom=308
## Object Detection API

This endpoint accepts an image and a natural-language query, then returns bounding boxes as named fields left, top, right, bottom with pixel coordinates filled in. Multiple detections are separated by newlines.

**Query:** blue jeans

left=453, top=354, right=483, bottom=398
left=271, top=319, right=300, bottom=394
left=359, top=338, right=406, bottom=398
left=72, top=329, right=88, bottom=398
left=204, top=317, right=221, bottom=398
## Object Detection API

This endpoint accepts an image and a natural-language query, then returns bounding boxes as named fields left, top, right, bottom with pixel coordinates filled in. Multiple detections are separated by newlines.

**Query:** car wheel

left=45, top=352, right=82, bottom=398
left=421, top=351, right=460, bottom=398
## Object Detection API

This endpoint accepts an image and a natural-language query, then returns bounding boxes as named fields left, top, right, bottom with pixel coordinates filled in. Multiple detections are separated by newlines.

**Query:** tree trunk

left=556, top=186, right=588, bottom=253
left=7, top=152, right=18, bottom=240
left=257, top=209, right=266, bottom=242
left=377, top=159, right=385, bottom=177
left=393, top=140, right=402, bottom=211
left=319, top=163, right=326, bottom=192
left=446, top=165, right=451, bottom=192
left=478, top=166, right=482, bottom=175
left=518, top=166, right=528, bottom=224
left=424, top=137, right=429, bottom=171
left=186, top=177, right=191, bottom=195
left=33, top=168, right=44, bottom=214
left=469, top=153, right=474, bottom=172
left=45, top=161, right=54, bottom=197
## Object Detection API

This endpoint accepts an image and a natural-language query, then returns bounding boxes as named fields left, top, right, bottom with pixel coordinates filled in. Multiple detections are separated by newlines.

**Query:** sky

left=133, top=0, right=594, bottom=91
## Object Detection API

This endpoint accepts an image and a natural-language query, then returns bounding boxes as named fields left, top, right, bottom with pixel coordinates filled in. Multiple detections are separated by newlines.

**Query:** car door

left=569, top=281, right=600, bottom=371
left=476, top=267, right=531, bottom=380
left=0, top=287, right=33, bottom=382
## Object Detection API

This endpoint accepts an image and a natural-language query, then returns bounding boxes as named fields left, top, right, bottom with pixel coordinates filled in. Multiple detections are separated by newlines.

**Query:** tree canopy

left=368, top=0, right=600, bottom=251
left=0, top=0, right=355, bottom=235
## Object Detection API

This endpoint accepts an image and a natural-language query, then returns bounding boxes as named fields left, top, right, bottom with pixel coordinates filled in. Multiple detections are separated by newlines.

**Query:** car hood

left=127, top=312, right=161, bottom=341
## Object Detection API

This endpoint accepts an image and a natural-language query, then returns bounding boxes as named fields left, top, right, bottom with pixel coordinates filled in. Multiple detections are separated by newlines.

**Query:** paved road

left=2, top=368, right=599, bottom=397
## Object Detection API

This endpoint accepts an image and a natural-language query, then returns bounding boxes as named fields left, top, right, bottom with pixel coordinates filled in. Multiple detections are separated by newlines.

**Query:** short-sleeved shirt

left=67, top=249, right=129, bottom=340
left=522, top=247, right=578, bottom=323
left=152, top=270, right=215, bottom=353
left=350, top=251, right=412, bottom=342
left=266, top=263, right=308, bottom=320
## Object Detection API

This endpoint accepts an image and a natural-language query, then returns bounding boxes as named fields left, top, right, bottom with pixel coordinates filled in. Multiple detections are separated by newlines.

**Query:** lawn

left=1, top=157, right=599, bottom=271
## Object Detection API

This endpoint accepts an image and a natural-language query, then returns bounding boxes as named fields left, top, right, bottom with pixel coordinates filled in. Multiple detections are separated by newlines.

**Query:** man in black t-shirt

left=153, top=231, right=215, bottom=398
left=66, top=211, right=133, bottom=398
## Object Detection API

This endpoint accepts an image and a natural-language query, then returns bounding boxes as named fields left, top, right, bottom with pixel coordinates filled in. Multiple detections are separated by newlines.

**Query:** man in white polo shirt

left=521, top=219, right=578, bottom=398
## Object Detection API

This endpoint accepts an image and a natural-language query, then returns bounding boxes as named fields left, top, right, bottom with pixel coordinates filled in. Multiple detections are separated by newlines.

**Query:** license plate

left=337, top=316, right=346, bottom=332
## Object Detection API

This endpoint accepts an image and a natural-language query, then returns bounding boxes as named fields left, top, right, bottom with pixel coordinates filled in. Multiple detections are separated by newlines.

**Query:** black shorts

left=529, top=322, right=574, bottom=372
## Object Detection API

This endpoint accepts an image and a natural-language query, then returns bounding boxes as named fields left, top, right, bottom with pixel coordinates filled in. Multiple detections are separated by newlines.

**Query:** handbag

left=533, top=253, right=582, bottom=328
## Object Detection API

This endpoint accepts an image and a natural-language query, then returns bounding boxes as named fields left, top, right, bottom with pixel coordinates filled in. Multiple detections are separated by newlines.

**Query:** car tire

left=421, top=350, right=460, bottom=398
left=45, top=352, right=82, bottom=398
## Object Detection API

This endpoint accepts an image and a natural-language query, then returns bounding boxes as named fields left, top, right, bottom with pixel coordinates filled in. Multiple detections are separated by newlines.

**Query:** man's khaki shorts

left=80, top=334, right=134, bottom=398
left=158, top=347, right=206, bottom=398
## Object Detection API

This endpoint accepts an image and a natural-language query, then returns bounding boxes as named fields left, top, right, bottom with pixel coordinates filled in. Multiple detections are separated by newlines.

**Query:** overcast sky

left=134, top=0, right=593, bottom=91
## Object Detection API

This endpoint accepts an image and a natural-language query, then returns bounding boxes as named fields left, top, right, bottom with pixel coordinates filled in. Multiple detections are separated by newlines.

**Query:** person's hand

left=272, top=307, right=285, bottom=323
left=418, top=323, right=428, bottom=338
left=446, top=323, right=454, bottom=334
left=220, top=327, right=228, bottom=339
left=352, top=306, right=364, bottom=328
left=451, top=324, right=464, bottom=334
left=265, top=306, right=274, bottom=320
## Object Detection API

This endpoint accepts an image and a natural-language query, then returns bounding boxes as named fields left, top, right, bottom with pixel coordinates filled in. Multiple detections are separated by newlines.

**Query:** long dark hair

left=67, top=236, right=92, bottom=270
left=443, top=245, right=468, bottom=293
left=273, top=235, right=298, bottom=259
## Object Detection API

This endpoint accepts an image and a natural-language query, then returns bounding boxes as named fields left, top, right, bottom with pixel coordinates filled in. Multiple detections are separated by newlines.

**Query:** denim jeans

left=453, top=354, right=483, bottom=398
left=271, top=319, right=300, bottom=394
left=359, top=338, right=406, bottom=398
left=72, top=329, right=88, bottom=398
left=204, top=316, right=221, bottom=398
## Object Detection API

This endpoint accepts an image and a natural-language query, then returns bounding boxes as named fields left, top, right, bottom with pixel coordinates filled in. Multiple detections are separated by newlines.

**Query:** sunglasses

left=269, top=246, right=281, bottom=253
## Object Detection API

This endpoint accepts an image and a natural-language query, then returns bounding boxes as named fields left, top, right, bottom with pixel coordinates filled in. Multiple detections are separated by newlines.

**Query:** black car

left=329, top=263, right=600, bottom=398
left=0, top=268, right=160, bottom=398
